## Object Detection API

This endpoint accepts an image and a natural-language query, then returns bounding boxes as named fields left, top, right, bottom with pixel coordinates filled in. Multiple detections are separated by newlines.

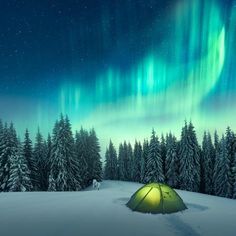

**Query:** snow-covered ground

left=0, top=180, right=235, bottom=236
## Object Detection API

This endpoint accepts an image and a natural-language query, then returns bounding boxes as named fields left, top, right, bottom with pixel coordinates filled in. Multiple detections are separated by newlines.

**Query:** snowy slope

left=0, top=180, right=235, bottom=236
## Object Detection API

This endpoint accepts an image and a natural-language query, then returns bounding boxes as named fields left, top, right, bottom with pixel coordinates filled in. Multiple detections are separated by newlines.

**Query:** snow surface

left=0, top=180, right=235, bottom=236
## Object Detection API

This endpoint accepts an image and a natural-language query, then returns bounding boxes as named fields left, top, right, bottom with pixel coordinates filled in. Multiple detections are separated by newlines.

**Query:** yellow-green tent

left=127, top=183, right=187, bottom=214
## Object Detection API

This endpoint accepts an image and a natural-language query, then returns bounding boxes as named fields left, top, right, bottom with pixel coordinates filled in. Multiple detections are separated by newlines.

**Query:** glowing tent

left=126, top=183, right=187, bottom=214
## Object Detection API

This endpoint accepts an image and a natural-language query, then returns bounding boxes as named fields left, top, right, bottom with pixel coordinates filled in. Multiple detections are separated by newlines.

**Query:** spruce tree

left=179, top=122, right=200, bottom=192
left=74, top=128, right=89, bottom=188
left=7, top=140, right=32, bottom=192
left=225, top=127, right=235, bottom=198
left=118, top=143, right=125, bottom=181
left=141, top=140, right=149, bottom=183
left=88, top=128, right=102, bottom=182
left=145, top=129, right=164, bottom=183
left=49, top=115, right=81, bottom=191
left=214, top=136, right=228, bottom=197
left=233, top=155, right=236, bottom=199
left=132, top=141, right=142, bottom=182
left=44, top=134, right=52, bottom=190
left=165, top=133, right=178, bottom=187
left=126, top=142, right=133, bottom=181
left=202, top=132, right=215, bottom=194
left=34, top=129, right=46, bottom=190
left=104, top=140, right=118, bottom=180
left=0, top=123, right=19, bottom=191
left=64, top=116, right=82, bottom=190
left=0, top=120, right=5, bottom=189
left=23, top=129, right=36, bottom=190
left=160, top=134, right=166, bottom=180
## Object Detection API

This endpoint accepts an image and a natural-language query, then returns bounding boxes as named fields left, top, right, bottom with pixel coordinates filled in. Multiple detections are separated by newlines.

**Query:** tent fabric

left=126, top=183, right=187, bottom=214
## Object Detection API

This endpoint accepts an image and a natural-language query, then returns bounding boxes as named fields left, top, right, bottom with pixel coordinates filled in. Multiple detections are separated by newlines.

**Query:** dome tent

left=126, top=183, right=187, bottom=214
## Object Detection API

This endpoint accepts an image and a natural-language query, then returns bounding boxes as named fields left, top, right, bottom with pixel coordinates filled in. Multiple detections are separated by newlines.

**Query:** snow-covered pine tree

left=132, top=141, right=142, bottom=182
left=23, top=129, right=36, bottom=190
left=225, top=127, right=236, bottom=198
left=49, top=115, right=81, bottom=191
left=233, top=154, right=236, bottom=199
left=212, top=131, right=220, bottom=195
left=64, top=116, right=82, bottom=190
left=49, top=118, right=66, bottom=191
left=44, top=134, right=52, bottom=190
left=88, top=128, right=102, bottom=182
left=179, top=121, right=200, bottom=192
left=140, top=140, right=149, bottom=183
left=118, top=143, right=125, bottom=181
left=7, top=140, right=32, bottom=192
left=214, top=136, right=228, bottom=197
left=160, top=134, right=166, bottom=180
left=0, top=123, right=20, bottom=191
left=126, top=142, right=133, bottom=181
left=104, top=140, right=118, bottom=180
left=34, top=129, right=46, bottom=190
left=0, top=123, right=9, bottom=191
left=74, top=128, right=89, bottom=188
left=202, top=132, right=215, bottom=194
left=165, top=133, right=178, bottom=188
left=0, top=119, right=4, bottom=188
left=145, top=129, right=164, bottom=183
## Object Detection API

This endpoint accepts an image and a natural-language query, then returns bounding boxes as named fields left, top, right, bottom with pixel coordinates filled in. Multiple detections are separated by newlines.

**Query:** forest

left=0, top=116, right=235, bottom=199
left=0, top=115, right=102, bottom=192
left=104, top=122, right=236, bottom=199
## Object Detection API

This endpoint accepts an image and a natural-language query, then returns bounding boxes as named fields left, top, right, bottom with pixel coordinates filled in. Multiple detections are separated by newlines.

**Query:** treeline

left=0, top=115, right=102, bottom=192
left=104, top=122, right=236, bottom=199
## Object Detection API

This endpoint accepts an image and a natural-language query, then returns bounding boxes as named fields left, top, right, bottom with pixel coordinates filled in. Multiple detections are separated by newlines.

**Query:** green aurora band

left=10, top=0, right=236, bottom=155
left=55, top=0, right=227, bottom=148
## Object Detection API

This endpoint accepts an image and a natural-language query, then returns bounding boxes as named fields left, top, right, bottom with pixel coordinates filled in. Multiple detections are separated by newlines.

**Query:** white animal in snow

left=92, top=179, right=101, bottom=190
left=96, top=182, right=101, bottom=190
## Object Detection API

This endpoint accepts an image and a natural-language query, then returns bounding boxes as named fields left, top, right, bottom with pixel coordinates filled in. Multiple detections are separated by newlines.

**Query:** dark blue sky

left=0, top=0, right=174, bottom=95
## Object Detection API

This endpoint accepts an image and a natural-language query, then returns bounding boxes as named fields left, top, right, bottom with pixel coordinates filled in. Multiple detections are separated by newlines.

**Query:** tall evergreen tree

left=125, top=142, right=133, bottom=181
left=118, top=143, right=125, bottom=181
left=225, top=127, right=236, bottom=198
left=74, top=128, right=89, bottom=187
left=233, top=155, right=236, bottom=199
left=140, top=140, right=149, bottom=183
left=132, top=141, right=142, bottom=182
left=214, top=136, right=228, bottom=197
left=179, top=122, right=200, bottom=192
left=7, top=140, right=32, bottom=192
left=0, top=120, right=5, bottom=188
left=22, top=129, right=36, bottom=190
left=44, top=134, right=52, bottom=190
left=49, top=115, right=81, bottom=191
left=88, top=128, right=102, bottom=182
left=0, top=123, right=19, bottom=191
left=145, top=129, right=164, bottom=183
left=34, top=129, right=46, bottom=190
left=160, top=134, right=167, bottom=180
left=104, top=140, right=118, bottom=180
left=202, top=132, right=215, bottom=194
left=165, top=133, right=178, bottom=187
left=64, top=116, right=82, bottom=190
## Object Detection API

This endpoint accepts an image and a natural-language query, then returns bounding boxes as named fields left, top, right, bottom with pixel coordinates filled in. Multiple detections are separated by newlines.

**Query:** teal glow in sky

left=0, top=0, right=236, bottom=149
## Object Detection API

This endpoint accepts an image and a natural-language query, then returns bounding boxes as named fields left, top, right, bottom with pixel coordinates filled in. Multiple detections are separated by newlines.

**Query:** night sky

left=1, top=0, right=236, bottom=149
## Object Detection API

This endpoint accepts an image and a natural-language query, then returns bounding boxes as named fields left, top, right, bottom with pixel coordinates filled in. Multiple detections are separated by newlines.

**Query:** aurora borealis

left=1, top=0, right=236, bottom=149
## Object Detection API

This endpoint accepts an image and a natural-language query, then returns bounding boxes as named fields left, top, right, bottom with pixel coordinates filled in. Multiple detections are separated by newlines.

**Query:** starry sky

left=1, top=0, right=236, bottom=148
